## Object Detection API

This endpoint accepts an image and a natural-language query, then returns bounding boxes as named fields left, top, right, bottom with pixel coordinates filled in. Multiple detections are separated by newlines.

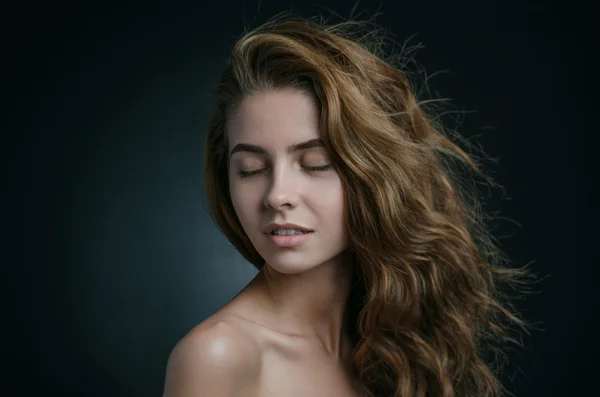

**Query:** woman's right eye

left=238, top=169, right=263, bottom=178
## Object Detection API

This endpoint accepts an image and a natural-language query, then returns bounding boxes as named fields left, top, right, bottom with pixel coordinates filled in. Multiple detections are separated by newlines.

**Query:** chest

left=257, top=354, right=363, bottom=397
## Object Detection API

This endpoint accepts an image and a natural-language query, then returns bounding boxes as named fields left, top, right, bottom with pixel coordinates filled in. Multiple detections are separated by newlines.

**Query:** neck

left=250, top=251, right=355, bottom=360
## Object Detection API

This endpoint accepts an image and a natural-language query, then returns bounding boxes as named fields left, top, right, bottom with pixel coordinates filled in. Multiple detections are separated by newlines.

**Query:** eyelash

left=238, top=164, right=332, bottom=178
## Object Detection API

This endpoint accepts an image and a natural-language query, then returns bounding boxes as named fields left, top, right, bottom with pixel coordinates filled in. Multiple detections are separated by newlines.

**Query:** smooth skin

left=163, top=320, right=262, bottom=396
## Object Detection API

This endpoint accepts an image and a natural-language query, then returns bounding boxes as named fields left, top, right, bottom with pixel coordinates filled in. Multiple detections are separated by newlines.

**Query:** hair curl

left=204, top=13, right=530, bottom=397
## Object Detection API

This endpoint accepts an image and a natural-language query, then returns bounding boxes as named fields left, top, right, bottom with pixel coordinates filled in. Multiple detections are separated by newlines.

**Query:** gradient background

left=10, top=0, right=593, bottom=396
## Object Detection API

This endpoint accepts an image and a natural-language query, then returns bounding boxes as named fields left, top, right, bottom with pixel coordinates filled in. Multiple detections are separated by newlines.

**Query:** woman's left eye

left=303, top=164, right=331, bottom=172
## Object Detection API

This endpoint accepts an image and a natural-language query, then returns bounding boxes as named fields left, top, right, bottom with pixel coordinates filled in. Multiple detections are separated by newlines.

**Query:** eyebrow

left=229, top=138, right=325, bottom=158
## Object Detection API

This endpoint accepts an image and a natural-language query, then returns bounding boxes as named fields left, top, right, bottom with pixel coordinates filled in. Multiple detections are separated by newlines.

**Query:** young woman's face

left=227, top=89, right=348, bottom=274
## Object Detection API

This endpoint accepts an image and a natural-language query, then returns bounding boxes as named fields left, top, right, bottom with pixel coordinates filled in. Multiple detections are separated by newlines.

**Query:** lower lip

left=266, top=231, right=313, bottom=247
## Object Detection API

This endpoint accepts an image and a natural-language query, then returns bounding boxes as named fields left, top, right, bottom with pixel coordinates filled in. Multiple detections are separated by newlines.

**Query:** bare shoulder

left=162, top=319, right=263, bottom=397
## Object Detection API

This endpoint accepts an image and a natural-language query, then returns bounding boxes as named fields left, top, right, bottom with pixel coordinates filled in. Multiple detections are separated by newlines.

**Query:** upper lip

left=262, top=223, right=314, bottom=234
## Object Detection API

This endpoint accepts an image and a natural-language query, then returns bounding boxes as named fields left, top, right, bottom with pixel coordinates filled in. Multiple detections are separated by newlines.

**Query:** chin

left=262, top=255, right=321, bottom=275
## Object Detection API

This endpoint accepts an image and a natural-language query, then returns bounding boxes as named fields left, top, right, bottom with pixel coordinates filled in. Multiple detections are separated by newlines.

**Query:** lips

left=262, top=223, right=314, bottom=234
left=267, top=230, right=313, bottom=248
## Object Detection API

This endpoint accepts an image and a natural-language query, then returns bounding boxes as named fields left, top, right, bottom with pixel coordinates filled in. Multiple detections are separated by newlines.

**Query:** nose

left=263, top=163, right=300, bottom=210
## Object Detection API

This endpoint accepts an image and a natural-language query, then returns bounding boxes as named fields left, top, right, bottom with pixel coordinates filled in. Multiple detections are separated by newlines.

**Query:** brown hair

left=204, top=13, right=531, bottom=397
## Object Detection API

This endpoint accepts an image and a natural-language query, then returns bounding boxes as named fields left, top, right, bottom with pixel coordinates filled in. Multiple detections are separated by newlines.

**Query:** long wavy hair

left=204, top=13, right=530, bottom=397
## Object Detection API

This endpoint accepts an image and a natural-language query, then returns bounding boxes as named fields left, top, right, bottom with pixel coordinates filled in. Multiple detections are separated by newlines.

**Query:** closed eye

left=237, top=164, right=332, bottom=178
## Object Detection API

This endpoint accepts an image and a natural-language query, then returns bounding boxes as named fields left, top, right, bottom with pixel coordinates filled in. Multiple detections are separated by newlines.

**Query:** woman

left=163, top=14, right=529, bottom=397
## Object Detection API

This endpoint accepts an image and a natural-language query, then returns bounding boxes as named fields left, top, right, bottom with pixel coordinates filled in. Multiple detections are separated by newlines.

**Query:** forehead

left=226, top=89, right=320, bottom=146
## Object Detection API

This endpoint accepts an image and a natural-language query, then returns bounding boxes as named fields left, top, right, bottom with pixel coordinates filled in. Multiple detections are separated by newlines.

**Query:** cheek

left=228, top=178, right=245, bottom=219
left=312, top=182, right=345, bottom=218
left=229, top=180, right=261, bottom=223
